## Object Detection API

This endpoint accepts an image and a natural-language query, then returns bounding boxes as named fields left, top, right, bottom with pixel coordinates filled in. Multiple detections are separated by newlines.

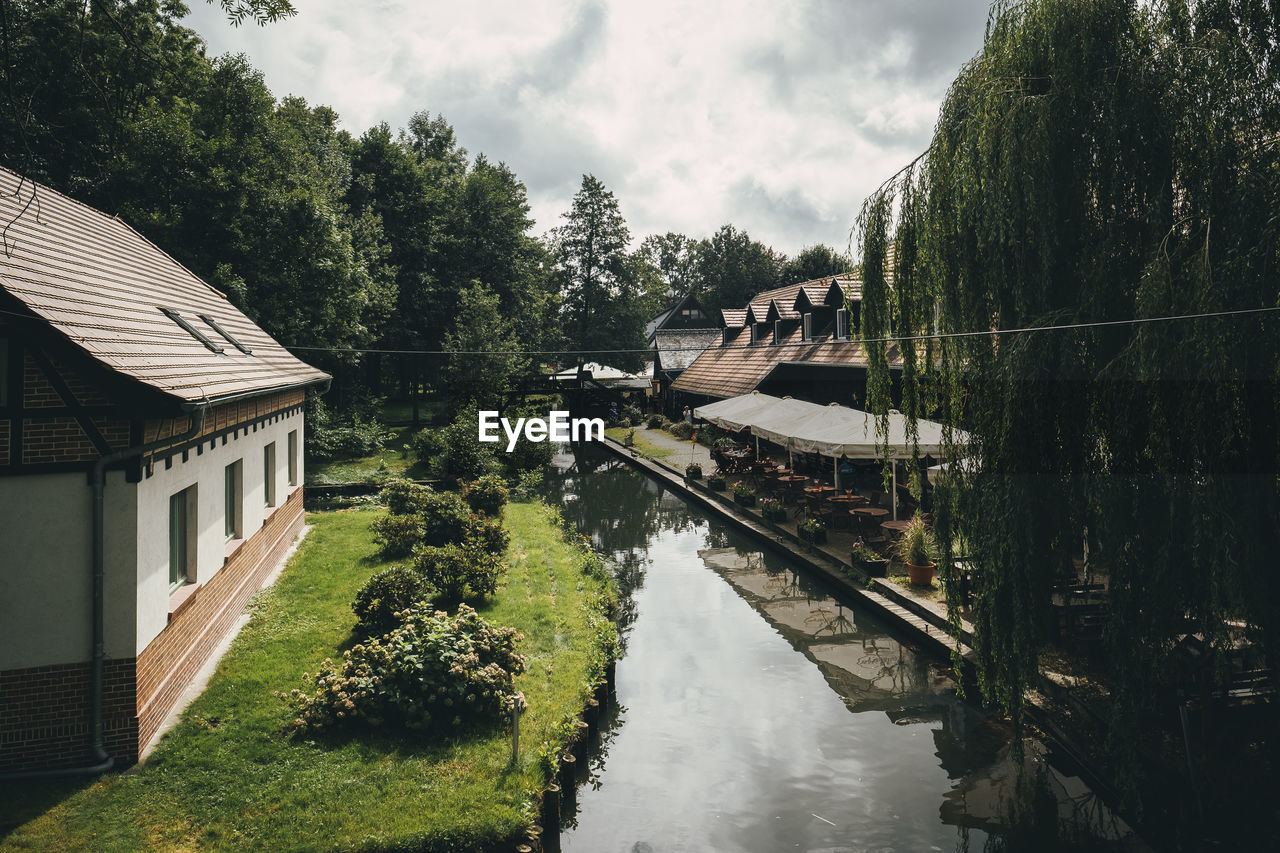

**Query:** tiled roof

left=671, top=269, right=899, bottom=399
left=721, top=309, right=748, bottom=328
left=0, top=168, right=329, bottom=404
left=672, top=328, right=884, bottom=399
left=653, top=328, right=720, bottom=372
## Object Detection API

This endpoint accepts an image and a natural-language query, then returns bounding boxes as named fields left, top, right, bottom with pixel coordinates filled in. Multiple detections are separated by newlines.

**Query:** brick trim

left=135, top=487, right=304, bottom=755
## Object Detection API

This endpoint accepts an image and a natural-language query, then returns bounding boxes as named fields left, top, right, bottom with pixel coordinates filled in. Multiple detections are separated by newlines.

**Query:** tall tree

left=443, top=283, right=527, bottom=415
left=696, top=224, right=782, bottom=310
left=638, top=232, right=703, bottom=298
left=858, top=0, right=1280, bottom=822
left=550, top=174, right=646, bottom=369
left=779, top=244, right=848, bottom=286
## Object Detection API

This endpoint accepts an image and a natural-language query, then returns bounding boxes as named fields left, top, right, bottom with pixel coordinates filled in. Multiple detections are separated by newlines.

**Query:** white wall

left=134, top=410, right=304, bottom=653
left=0, top=470, right=138, bottom=669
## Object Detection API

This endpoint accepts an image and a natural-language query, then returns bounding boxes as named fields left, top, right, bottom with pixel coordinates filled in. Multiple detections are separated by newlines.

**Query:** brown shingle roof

left=670, top=270, right=899, bottom=399
left=721, top=309, right=748, bottom=328
left=0, top=168, right=329, bottom=404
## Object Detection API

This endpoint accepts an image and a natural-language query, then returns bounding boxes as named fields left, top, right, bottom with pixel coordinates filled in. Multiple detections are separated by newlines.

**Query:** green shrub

left=465, top=514, right=510, bottom=558
left=668, top=421, right=694, bottom=440
left=511, top=469, right=544, bottom=501
left=622, top=404, right=643, bottom=423
left=306, top=398, right=388, bottom=460
left=685, top=463, right=703, bottom=480
left=285, top=604, right=525, bottom=734
left=646, top=414, right=665, bottom=429
left=696, top=424, right=726, bottom=447
left=378, top=478, right=431, bottom=516
left=464, top=474, right=509, bottom=517
left=438, top=414, right=495, bottom=484
left=419, top=489, right=474, bottom=547
left=506, top=431, right=556, bottom=472
left=352, top=566, right=428, bottom=637
left=370, top=513, right=425, bottom=557
left=409, top=427, right=444, bottom=462
left=414, top=541, right=504, bottom=603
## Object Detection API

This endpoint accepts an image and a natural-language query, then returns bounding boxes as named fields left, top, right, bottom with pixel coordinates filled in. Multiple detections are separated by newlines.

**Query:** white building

left=0, top=167, right=328, bottom=773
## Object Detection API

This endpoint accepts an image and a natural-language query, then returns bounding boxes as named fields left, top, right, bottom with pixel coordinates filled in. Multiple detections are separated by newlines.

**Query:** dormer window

left=160, top=307, right=223, bottom=354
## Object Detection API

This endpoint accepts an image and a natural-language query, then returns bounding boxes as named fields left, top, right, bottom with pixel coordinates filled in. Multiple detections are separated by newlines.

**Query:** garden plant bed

left=1, top=503, right=614, bottom=852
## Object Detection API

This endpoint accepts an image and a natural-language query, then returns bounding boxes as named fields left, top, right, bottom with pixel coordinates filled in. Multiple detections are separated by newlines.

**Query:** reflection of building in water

left=699, top=547, right=951, bottom=714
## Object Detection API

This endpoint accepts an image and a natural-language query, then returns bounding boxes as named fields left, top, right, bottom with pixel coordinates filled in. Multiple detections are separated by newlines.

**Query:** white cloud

left=186, top=0, right=989, bottom=256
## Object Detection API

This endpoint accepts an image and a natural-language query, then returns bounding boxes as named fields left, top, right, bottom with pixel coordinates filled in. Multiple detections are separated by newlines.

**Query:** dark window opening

left=199, top=314, right=253, bottom=355
left=160, top=307, right=223, bottom=354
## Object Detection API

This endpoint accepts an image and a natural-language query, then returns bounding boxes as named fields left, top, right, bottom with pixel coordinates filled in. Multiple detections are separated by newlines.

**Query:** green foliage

left=695, top=224, right=783, bottom=312
left=707, top=474, right=726, bottom=491
left=857, top=0, right=1280, bottom=800
left=286, top=604, right=525, bottom=735
left=464, top=514, right=510, bottom=559
left=799, top=517, right=826, bottom=535
left=511, top=469, right=545, bottom=501
left=637, top=232, right=704, bottom=298
left=306, top=397, right=388, bottom=461
left=378, top=478, right=432, bottom=516
left=891, top=516, right=937, bottom=568
left=646, top=414, right=666, bottom=429
left=413, top=542, right=504, bottom=604
left=731, top=481, right=753, bottom=497
left=443, top=283, right=527, bottom=415
left=685, top=463, right=703, bottom=480
left=369, top=513, right=424, bottom=558
left=352, top=566, right=428, bottom=638
left=550, top=174, right=648, bottom=370
left=667, top=421, right=694, bottom=440
left=778, top=244, right=848, bottom=286
left=464, top=474, right=509, bottom=517
left=410, top=428, right=445, bottom=463
left=418, top=489, right=474, bottom=547
left=437, top=414, right=496, bottom=484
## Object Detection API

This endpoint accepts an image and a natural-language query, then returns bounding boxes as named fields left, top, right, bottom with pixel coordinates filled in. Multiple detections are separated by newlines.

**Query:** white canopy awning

left=695, top=393, right=966, bottom=460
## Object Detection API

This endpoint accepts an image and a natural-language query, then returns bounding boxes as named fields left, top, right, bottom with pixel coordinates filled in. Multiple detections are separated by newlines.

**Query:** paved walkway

left=632, top=426, right=713, bottom=470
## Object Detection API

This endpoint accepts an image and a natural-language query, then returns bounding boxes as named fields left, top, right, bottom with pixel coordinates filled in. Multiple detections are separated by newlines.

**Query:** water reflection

left=547, top=444, right=1137, bottom=852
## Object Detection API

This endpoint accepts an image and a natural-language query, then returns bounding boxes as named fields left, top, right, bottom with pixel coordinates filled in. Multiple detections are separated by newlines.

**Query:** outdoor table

left=853, top=506, right=889, bottom=518
left=880, top=519, right=913, bottom=538
left=826, top=494, right=867, bottom=509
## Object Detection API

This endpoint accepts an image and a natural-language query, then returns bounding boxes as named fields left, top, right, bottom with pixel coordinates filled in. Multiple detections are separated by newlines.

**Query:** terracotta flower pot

left=906, top=561, right=936, bottom=586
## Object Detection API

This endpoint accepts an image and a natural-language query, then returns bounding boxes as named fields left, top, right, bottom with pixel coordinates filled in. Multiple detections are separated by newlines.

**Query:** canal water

left=547, top=445, right=1134, bottom=853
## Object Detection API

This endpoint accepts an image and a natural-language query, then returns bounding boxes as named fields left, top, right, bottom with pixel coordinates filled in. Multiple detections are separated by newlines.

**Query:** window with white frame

left=287, top=430, right=298, bottom=486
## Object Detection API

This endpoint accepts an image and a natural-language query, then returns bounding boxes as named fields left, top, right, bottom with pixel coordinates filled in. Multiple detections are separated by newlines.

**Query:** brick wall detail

left=0, top=488, right=303, bottom=772
left=0, top=658, right=137, bottom=772
left=135, top=486, right=304, bottom=754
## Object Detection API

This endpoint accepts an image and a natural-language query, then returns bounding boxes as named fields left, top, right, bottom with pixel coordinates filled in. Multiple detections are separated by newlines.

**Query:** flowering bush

left=464, top=474, right=509, bottom=517
left=414, top=541, right=504, bottom=603
left=284, top=604, right=525, bottom=735
left=352, top=566, right=428, bottom=637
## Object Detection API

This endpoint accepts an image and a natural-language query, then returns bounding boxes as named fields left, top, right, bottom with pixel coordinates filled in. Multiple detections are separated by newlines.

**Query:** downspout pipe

left=0, top=403, right=207, bottom=781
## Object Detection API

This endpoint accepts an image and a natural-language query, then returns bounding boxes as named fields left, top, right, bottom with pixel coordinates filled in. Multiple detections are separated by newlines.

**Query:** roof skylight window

left=159, top=307, right=223, bottom=354
left=199, top=314, right=253, bottom=355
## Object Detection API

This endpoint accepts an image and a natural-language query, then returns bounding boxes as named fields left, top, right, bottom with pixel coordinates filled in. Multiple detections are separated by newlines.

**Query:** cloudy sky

left=187, top=0, right=991, bottom=257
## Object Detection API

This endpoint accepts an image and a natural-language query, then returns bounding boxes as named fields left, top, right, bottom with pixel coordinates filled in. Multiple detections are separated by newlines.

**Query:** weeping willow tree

left=859, top=0, right=1280, bottom=808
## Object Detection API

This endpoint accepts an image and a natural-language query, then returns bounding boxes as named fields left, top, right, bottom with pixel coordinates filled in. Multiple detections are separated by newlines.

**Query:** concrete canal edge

left=595, top=436, right=978, bottom=671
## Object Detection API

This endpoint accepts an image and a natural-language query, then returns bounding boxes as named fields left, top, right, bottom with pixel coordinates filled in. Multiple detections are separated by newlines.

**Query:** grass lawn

left=306, top=424, right=433, bottom=486
left=604, top=426, right=674, bottom=459
left=1, top=502, right=613, bottom=852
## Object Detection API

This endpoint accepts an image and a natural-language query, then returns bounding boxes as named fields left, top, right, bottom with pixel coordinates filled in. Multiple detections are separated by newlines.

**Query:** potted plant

left=685, top=462, right=703, bottom=480
left=893, top=515, right=938, bottom=586
left=798, top=516, right=827, bottom=546
left=732, top=481, right=756, bottom=507
left=707, top=474, right=726, bottom=491
left=850, top=541, right=888, bottom=577
left=760, top=496, right=786, bottom=522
